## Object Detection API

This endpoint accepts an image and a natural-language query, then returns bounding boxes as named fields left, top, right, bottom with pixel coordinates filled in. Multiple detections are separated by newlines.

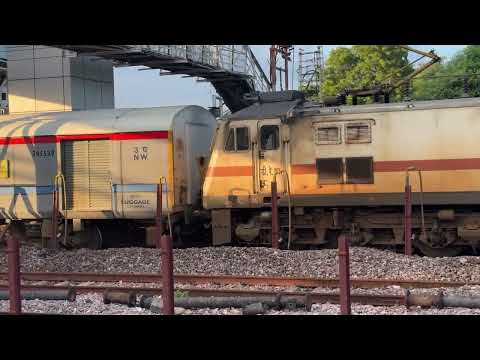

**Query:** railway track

left=0, top=272, right=477, bottom=289
left=3, top=272, right=480, bottom=311
left=0, top=283, right=406, bottom=307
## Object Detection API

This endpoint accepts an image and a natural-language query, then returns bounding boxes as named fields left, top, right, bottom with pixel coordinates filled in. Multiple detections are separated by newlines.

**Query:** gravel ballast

left=2, top=245, right=480, bottom=282
left=3, top=244, right=480, bottom=315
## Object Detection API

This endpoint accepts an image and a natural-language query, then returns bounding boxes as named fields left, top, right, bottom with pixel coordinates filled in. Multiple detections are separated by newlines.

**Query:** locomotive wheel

left=415, top=242, right=464, bottom=257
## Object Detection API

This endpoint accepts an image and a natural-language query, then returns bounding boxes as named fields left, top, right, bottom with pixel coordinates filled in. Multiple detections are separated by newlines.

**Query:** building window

left=316, top=158, right=343, bottom=184
left=345, top=123, right=371, bottom=143
left=1, top=93, right=6, bottom=101
left=224, top=127, right=250, bottom=152
left=316, top=126, right=341, bottom=145
left=260, top=125, right=279, bottom=150
left=345, top=157, right=374, bottom=184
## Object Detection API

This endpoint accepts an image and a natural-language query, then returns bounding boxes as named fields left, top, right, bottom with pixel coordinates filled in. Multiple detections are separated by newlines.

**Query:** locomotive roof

left=226, top=100, right=301, bottom=120
left=295, top=97, right=480, bottom=117
left=226, top=96, right=480, bottom=121
left=0, top=105, right=212, bottom=137
left=226, top=90, right=305, bottom=120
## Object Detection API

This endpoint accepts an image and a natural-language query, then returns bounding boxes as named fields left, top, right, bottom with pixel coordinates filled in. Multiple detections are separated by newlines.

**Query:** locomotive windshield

left=225, top=127, right=250, bottom=152
left=260, top=125, right=279, bottom=150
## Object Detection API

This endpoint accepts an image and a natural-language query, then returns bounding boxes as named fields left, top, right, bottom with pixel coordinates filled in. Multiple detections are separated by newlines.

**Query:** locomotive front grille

left=62, top=139, right=112, bottom=210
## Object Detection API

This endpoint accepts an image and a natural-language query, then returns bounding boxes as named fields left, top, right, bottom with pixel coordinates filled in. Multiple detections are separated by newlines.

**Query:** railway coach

left=0, top=106, right=217, bottom=248
left=203, top=91, right=480, bottom=256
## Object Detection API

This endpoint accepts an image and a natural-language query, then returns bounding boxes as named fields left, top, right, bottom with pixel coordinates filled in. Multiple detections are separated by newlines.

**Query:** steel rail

left=0, top=284, right=406, bottom=307
left=0, top=272, right=475, bottom=289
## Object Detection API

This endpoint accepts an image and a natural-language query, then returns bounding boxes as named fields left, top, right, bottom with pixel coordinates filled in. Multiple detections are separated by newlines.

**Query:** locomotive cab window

left=345, top=123, right=371, bottom=143
left=225, top=127, right=250, bottom=152
left=260, top=125, right=279, bottom=150
left=316, top=158, right=343, bottom=184
left=346, top=157, right=374, bottom=184
left=316, top=126, right=341, bottom=145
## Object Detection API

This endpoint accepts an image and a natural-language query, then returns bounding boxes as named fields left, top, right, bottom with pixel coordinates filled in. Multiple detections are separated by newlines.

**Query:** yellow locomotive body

left=203, top=92, right=480, bottom=256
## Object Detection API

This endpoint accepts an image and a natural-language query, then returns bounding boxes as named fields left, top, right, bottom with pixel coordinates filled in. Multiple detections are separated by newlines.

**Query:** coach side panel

left=0, top=136, right=57, bottom=220
left=116, top=131, right=173, bottom=219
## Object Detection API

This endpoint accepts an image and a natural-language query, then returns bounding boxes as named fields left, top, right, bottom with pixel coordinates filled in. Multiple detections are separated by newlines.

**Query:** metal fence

left=128, top=45, right=271, bottom=92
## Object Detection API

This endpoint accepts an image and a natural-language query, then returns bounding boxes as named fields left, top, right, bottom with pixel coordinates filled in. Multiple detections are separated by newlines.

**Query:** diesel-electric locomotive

left=203, top=92, right=480, bottom=256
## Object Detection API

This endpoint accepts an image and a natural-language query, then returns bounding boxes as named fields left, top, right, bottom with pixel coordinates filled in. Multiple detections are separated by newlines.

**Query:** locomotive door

left=257, top=119, right=284, bottom=195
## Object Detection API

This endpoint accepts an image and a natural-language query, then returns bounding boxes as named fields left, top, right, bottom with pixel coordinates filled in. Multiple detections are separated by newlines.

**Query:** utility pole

left=298, top=46, right=324, bottom=97
left=270, top=46, right=277, bottom=91
left=270, top=45, right=294, bottom=91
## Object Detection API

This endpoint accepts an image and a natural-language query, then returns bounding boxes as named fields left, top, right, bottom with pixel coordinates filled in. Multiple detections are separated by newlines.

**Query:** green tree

left=413, top=45, right=480, bottom=100
left=319, top=47, right=357, bottom=99
left=409, top=62, right=442, bottom=100
left=318, top=46, right=412, bottom=103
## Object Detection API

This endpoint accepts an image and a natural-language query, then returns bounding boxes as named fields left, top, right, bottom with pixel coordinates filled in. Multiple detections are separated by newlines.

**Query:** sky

left=113, top=45, right=467, bottom=109
left=0, top=45, right=468, bottom=109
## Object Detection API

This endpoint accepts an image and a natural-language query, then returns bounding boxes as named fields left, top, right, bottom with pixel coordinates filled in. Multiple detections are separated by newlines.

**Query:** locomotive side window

left=345, top=123, right=371, bottom=143
left=260, top=125, right=279, bottom=150
left=316, top=158, right=343, bottom=184
left=316, top=126, right=341, bottom=145
left=346, top=157, right=374, bottom=184
left=224, top=127, right=250, bottom=152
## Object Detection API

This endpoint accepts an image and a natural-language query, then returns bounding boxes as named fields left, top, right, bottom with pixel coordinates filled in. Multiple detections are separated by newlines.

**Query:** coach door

left=62, top=139, right=112, bottom=211
left=256, top=119, right=285, bottom=195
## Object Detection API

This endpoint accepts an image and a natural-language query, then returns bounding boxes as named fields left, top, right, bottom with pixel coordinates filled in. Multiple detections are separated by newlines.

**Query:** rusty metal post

left=271, top=180, right=279, bottom=249
left=404, top=174, right=412, bottom=256
left=155, top=183, right=163, bottom=249
left=338, top=235, right=351, bottom=315
left=160, top=234, right=174, bottom=315
left=6, top=227, right=21, bottom=314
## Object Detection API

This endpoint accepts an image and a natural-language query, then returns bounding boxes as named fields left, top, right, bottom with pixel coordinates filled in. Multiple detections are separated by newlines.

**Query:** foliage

left=308, top=45, right=480, bottom=103
left=412, top=46, right=480, bottom=100
left=317, top=46, right=412, bottom=103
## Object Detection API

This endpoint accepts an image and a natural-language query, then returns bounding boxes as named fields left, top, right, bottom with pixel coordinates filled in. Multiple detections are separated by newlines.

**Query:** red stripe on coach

left=0, top=131, right=169, bottom=145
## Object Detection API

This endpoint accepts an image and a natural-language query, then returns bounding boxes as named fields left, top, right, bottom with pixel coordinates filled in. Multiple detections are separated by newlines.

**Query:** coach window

left=345, top=123, right=371, bottom=144
left=225, top=127, right=250, bottom=152
left=260, top=125, right=279, bottom=150
left=346, top=157, right=374, bottom=184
